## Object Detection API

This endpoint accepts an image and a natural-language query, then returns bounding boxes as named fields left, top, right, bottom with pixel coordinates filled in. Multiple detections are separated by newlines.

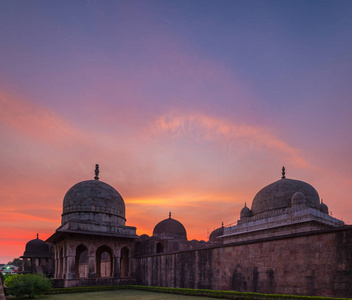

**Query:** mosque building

left=21, top=165, right=352, bottom=297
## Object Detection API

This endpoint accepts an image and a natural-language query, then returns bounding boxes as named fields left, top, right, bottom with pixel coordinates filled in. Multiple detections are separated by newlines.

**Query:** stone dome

left=320, top=200, right=329, bottom=214
left=209, top=224, right=224, bottom=243
left=240, top=203, right=252, bottom=218
left=22, top=236, right=50, bottom=258
left=61, top=179, right=126, bottom=227
left=251, top=178, right=320, bottom=215
left=139, top=234, right=150, bottom=240
left=153, top=213, right=187, bottom=240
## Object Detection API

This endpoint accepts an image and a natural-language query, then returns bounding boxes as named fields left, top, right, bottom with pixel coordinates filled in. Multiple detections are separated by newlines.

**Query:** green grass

left=7, top=289, right=219, bottom=300
left=6, top=285, right=350, bottom=300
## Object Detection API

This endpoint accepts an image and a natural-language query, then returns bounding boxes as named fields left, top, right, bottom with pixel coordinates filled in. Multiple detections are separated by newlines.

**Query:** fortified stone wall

left=134, top=226, right=352, bottom=298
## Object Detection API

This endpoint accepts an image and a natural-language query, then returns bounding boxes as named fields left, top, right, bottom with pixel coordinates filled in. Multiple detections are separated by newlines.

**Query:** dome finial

left=221, top=222, right=224, bottom=227
left=37, top=233, right=39, bottom=239
left=282, top=166, right=286, bottom=179
left=169, top=211, right=171, bottom=219
left=94, top=164, right=99, bottom=180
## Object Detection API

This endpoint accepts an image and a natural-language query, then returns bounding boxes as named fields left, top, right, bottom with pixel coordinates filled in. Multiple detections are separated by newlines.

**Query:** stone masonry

left=134, top=226, right=352, bottom=298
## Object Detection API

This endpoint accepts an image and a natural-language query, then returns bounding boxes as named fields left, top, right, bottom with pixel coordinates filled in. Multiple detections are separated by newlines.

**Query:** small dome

left=209, top=224, right=224, bottom=243
left=22, top=235, right=50, bottom=258
left=251, top=178, right=320, bottom=215
left=320, top=200, right=329, bottom=214
left=139, top=234, right=150, bottom=240
left=240, top=203, right=252, bottom=218
left=291, top=192, right=305, bottom=205
left=61, top=180, right=125, bottom=227
left=153, top=213, right=187, bottom=240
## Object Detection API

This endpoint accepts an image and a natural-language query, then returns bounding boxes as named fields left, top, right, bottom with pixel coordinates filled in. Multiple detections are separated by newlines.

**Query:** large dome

left=153, top=213, right=187, bottom=240
left=251, top=178, right=320, bottom=215
left=22, top=236, right=50, bottom=258
left=61, top=180, right=126, bottom=227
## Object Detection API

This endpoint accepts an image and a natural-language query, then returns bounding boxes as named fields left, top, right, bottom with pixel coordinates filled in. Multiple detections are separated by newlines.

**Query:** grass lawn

left=7, top=289, right=218, bottom=300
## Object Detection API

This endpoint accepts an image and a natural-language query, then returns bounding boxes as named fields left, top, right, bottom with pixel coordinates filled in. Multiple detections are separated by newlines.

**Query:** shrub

left=5, top=273, right=52, bottom=298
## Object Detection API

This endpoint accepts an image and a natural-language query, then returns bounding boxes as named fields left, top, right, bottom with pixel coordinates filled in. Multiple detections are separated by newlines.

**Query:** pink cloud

left=150, top=112, right=309, bottom=168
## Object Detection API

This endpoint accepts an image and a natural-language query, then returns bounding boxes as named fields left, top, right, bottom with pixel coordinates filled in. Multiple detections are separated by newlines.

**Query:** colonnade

left=54, top=243, right=130, bottom=280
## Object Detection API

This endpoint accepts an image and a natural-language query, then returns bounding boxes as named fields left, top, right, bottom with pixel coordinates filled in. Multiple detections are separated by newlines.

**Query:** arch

left=156, top=242, right=164, bottom=253
left=96, top=245, right=113, bottom=278
left=75, top=244, right=88, bottom=278
left=120, top=246, right=130, bottom=278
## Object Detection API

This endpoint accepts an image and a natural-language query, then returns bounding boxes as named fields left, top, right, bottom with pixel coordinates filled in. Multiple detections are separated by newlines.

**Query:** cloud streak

left=151, top=112, right=309, bottom=168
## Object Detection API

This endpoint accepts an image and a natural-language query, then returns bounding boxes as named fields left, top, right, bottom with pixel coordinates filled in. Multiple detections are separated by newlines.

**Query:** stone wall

left=134, top=226, right=352, bottom=298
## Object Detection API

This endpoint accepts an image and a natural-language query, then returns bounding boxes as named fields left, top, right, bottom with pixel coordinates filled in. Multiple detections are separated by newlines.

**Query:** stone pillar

left=30, top=258, right=34, bottom=274
left=66, top=256, right=76, bottom=280
left=113, top=255, right=120, bottom=278
left=64, top=256, right=67, bottom=278
left=88, top=256, right=95, bottom=278
left=54, top=248, right=58, bottom=278
left=58, top=257, right=62, bottom=279
left=54, top=258, right=58, bottom=278
left=23, top=258, right=27, bottom=272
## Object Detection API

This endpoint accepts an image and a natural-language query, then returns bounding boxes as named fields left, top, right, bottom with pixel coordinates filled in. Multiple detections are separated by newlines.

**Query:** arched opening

left=96, top=245, right=113, bottom=278
left=120, top=247, right=129, bottom=278
left=156, top=242, right=164, bottom=253
left=75, top=244, right=88, bottom=278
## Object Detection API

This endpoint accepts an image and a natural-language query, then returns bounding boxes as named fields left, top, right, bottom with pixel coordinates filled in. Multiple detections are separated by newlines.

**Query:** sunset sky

left=1, top=0, right=352, bottom=264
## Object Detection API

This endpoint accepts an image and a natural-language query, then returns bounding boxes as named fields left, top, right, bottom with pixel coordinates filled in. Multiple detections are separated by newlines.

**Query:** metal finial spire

left=221, top=222, right=224, bottom=227
left=94, top=164, right=99, bottom=180
left=282, top=166, right=286, bottom=179
left=37, top=233, right=39, bottom=239
left=169, top=212, right=171, bottom=218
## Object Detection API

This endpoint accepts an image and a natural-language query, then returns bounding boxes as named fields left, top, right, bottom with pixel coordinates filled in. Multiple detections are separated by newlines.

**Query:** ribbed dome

left=61, top=180, right=126, bottom=227
left=153, top=214, right=187, bottom=240
left=22, top=237, right=50, bottom=258
left=251, top=178, right=320, bottom=215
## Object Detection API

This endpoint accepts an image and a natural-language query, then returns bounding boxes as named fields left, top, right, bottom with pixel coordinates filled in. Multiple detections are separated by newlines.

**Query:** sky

left=0, top=0, right=351, bottom=264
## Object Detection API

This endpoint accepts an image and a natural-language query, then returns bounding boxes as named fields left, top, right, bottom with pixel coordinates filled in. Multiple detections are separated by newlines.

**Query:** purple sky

left=0, top=0, right=351, bottom=263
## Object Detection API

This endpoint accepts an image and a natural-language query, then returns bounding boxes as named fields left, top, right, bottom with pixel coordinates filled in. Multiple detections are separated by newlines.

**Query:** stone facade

left=19, top=166, right=350, bottom=297
left=134, top=226, right=352, bottom=297
left=48, top=232, right=136, bottom=287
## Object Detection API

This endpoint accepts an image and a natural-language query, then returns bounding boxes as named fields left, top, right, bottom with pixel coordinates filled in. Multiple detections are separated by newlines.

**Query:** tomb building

left=46, top=165, right=137, bottom=287
left=220, top=167, right=344, bottom=243
left=20, top=234, right=53, bottom=275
